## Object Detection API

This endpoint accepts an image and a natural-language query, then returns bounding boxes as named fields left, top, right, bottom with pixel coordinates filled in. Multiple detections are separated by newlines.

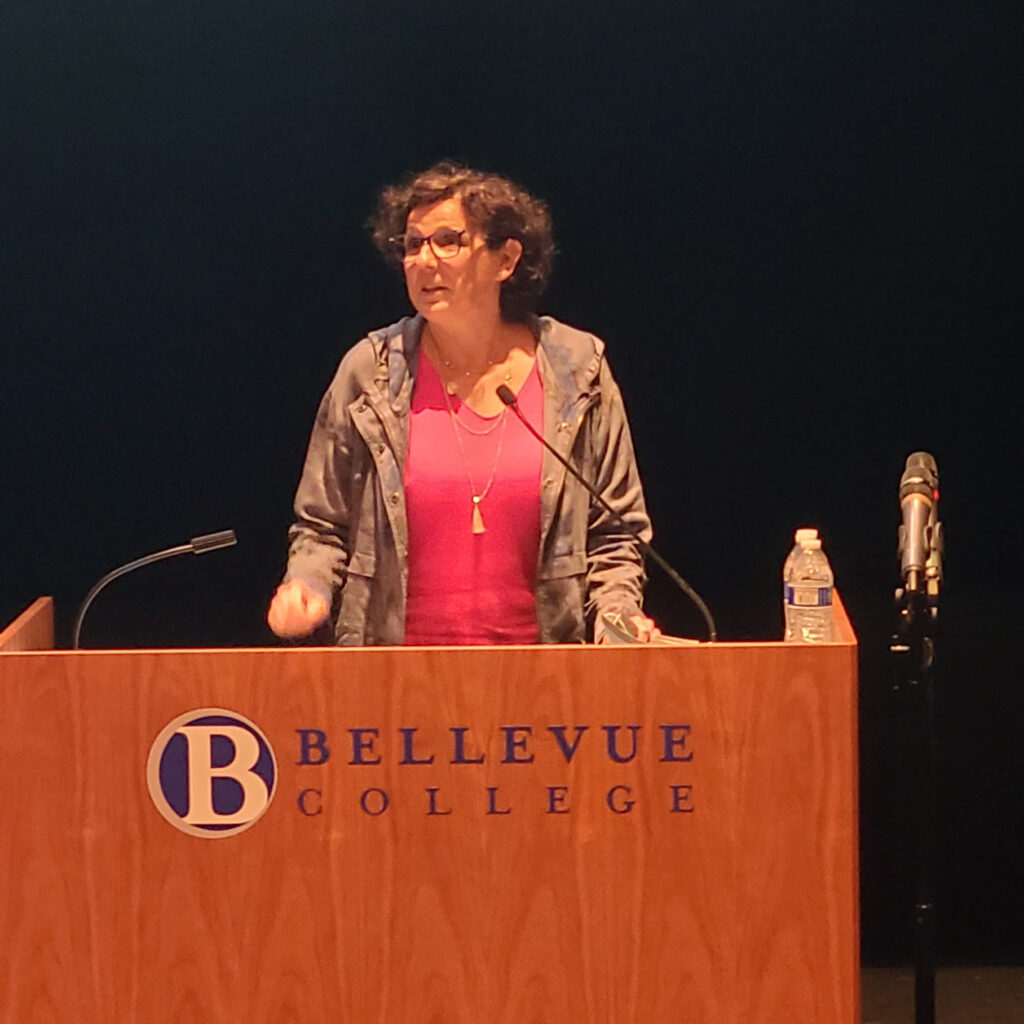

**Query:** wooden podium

left=0, top=597, right=858, bottom=1023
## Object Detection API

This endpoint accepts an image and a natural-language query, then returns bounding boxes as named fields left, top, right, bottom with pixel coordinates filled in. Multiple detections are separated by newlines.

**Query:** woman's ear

left=497, top=237, right=524, bottom=281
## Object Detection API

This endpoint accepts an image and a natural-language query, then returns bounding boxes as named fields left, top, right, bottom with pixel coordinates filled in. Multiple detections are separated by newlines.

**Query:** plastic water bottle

left=784, top=537, right=835, bottom=643
left=783, top=528, right=819, bottom=584
left=782, top=528, right=818, bottom=639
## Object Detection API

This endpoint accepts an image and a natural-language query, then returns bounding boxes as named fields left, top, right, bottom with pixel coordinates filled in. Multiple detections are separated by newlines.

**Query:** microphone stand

left=890, top=465, right=943, bottom=1024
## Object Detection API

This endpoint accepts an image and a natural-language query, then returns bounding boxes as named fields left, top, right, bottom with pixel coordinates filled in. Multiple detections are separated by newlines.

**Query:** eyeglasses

left=388, top=227, right=470, bottom=261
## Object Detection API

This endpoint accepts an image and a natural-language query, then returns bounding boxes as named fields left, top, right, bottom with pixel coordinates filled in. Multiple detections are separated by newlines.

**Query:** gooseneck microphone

left=899, top=452, right=941, bottom=595
left=72, top=530, right=238, bottom=649
left=496, top=385, right=717, bottom=642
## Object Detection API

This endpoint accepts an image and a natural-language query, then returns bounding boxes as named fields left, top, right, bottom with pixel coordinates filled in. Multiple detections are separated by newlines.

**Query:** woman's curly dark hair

left=370, top=161, right=554, bottom=323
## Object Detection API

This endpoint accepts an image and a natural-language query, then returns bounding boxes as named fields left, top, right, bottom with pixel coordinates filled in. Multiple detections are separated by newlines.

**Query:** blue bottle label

left=785, top=585, right=832, bottom=607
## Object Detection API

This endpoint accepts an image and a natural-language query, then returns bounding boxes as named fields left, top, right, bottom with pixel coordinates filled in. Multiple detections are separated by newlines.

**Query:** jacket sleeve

left=582, top=357, right=653, bottom=637
left=282, top=373, right=356, bottom=607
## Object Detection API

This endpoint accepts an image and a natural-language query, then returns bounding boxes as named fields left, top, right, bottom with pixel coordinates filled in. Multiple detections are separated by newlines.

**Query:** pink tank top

left=403, top=357, right=543, bottom=645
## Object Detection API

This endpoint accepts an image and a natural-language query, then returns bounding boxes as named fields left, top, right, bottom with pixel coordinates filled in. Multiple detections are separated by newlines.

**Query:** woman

left=268, top=162, right=657, bottom=644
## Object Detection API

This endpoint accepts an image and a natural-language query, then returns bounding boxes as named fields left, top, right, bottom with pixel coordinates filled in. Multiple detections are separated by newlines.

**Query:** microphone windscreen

left=496, top=384, right=516, bottom=406
left=190, top=530, right=237, bottom=554
left=900, top=452, right=938, bottom=499
left=903, top=451, right=937, bottom=479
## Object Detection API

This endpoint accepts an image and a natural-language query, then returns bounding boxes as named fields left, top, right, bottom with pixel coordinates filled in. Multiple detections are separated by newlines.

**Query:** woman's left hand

left=597, top=611, right=662, bottom=644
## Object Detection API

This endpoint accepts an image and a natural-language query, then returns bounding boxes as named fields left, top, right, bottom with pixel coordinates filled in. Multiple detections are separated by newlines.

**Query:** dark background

left=1, top=1, right=1019, bottom=966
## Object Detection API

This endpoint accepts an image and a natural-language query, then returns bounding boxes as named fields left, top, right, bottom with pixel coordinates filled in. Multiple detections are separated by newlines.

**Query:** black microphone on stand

left=72, top=530, right=238, bottom=649
left=495, top=385, right=716, bottom=642
left=891, top=450, right=944, bottom=1024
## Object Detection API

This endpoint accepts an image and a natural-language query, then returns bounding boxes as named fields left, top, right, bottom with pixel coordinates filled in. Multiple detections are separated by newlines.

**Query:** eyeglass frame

left=388, top=227, right=472, bottom=262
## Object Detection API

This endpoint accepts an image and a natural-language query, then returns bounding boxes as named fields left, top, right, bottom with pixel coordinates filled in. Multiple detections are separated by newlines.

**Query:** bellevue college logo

left=147, top=709, right=277, bottom=838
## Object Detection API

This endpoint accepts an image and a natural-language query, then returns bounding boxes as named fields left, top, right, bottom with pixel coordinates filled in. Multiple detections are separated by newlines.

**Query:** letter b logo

left=147, top=709, right=277, bottom=838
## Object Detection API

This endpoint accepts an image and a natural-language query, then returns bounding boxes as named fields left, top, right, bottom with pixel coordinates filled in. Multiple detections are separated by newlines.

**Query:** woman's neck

left=424, top=312, right=510, bottom=372
left=422, top=316, right=537, bottom=416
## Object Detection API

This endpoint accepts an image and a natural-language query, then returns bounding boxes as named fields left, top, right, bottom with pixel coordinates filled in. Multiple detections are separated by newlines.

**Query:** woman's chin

left=417, top=298, right=453, bottom=320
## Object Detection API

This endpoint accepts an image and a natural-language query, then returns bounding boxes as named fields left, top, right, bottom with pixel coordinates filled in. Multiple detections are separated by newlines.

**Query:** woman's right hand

left=267, top=579, right=330, bottom=637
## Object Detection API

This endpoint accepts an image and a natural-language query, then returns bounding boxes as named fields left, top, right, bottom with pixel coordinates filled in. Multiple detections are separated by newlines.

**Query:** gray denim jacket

left=283, top=314, right=652, bottom=644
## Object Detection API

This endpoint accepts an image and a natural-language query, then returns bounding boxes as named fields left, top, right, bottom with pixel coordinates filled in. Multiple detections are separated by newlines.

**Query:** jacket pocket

left=539, top=550, right=586, bottom=581
left=347, top=550, right=377, bottom=578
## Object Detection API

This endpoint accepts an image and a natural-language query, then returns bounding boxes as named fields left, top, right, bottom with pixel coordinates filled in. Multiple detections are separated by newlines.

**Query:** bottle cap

left=805, top=538, right=822, bottom=550
left=794, top=528, right=818, bottom=543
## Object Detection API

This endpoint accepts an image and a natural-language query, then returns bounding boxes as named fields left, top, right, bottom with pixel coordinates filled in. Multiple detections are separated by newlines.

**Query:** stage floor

left=862, top=967, right=1024, bottom=1023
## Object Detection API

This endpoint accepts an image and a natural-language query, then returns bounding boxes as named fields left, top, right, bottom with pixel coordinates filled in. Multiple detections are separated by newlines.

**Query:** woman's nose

left=415, top=242, right=438, bottom=266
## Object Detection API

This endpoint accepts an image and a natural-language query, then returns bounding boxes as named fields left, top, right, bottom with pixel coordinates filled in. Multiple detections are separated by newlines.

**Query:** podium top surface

left=0, top=593, right=856, bottom=654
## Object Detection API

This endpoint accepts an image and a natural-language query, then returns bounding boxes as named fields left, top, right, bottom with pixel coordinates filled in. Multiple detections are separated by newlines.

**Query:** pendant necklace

left=441, top=384, right=508, bottom=534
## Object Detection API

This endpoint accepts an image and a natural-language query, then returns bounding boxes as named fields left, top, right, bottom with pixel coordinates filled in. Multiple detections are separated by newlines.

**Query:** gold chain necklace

left=441, top=384, right=508, bottom=534
left=442, top=397, right=506, bottom=436
left=439, top=356, right=511, bottom=396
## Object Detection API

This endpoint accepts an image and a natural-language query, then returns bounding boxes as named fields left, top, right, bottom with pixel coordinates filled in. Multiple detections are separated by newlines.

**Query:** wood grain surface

left=0, top=596, right=53, bottom=651
left=0, top=619, right=858, bottom=1023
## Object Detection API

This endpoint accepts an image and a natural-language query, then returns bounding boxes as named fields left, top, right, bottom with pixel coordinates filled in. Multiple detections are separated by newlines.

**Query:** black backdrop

left=2, top=1, right=1020, bottom=965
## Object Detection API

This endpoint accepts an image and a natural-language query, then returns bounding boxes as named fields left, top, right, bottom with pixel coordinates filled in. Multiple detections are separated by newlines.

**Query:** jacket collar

left=532, top=315, right=603, bottom=414
left=365, top=313, right=605, bottom=411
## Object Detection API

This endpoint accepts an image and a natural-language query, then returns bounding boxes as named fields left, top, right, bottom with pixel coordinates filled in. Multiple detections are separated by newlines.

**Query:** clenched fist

left=267, top=579, right=330, bottom=638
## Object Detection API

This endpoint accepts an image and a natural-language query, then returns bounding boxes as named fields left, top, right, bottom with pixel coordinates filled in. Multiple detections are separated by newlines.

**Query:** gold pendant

left=472, top=497, right=485, bottom=534
left=446, top=380, right=458, bottom=396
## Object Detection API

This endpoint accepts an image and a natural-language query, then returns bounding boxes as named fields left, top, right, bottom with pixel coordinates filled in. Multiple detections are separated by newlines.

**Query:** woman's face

left=402, top=197, right=520, bottom=327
